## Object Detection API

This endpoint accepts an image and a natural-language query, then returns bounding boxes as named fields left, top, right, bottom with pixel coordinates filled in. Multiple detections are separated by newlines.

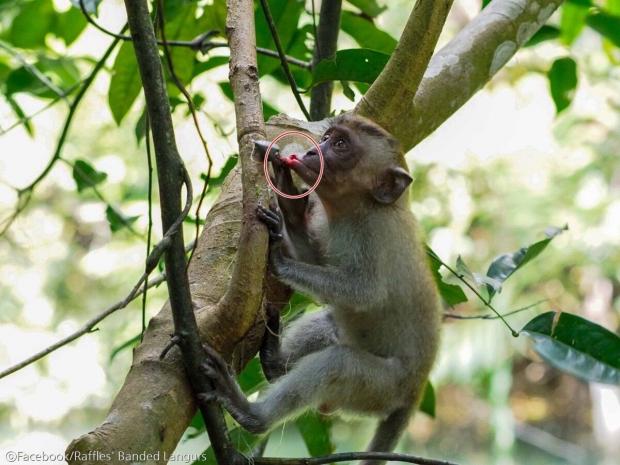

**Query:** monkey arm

left=272, top=250, right=386, bottom=309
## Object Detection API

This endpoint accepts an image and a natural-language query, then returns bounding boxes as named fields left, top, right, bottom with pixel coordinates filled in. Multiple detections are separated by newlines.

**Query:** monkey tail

left=359, top=406, right=412, bottom=465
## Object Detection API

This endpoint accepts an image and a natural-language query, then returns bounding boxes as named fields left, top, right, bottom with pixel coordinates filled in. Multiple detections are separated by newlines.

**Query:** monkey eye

left=321, top=133, right=330, bottom=142
left=334, top=138, right=346, bottom=149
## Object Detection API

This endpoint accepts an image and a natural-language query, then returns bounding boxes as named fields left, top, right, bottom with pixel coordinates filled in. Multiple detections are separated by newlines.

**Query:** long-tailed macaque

left=201, top=114, right=440, bottom=464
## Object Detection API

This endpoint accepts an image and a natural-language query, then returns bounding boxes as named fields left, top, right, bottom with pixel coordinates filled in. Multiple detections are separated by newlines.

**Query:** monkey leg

left=253, top=346, right=408, bottom=430
left=202, top=345, right=407, bottom=435
left=260, top=307, right=338, bottom=382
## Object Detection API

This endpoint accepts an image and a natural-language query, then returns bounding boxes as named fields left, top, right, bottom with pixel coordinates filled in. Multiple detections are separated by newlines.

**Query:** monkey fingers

left=256, top=205, right=283, bottom=241
left=252, top=140, right=280, bottom=163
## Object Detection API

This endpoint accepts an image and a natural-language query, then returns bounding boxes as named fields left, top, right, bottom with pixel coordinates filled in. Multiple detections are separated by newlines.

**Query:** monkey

left=201, top=114, right=440, bottom=464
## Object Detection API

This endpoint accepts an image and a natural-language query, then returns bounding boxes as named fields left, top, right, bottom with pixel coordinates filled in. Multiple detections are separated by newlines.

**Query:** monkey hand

left=257, top=205, right=283, bottom=242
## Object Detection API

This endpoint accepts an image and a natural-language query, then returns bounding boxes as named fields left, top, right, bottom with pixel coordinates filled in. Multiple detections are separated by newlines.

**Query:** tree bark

left=357, top=0, right=564, bottom=151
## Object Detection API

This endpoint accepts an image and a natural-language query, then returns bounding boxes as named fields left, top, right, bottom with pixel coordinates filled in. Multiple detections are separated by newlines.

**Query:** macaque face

left=282, top=124, right=365, bottom=198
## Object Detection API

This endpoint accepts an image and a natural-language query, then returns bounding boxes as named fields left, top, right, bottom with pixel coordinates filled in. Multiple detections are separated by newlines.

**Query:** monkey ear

left=371, top=167, right=413, bottom=204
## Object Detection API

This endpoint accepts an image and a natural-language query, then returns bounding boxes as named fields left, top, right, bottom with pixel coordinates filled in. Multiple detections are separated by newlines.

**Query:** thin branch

left=356, top=0, right=454, bottom=132
left=0, top=82, right=81, bottom=136
left=0, top=33, right=123, bottom=237
left=121, top=1, right=238, bottom=464
left=153, top=0, right=213, bottom=267
left=258, top=0, right=310, bottom=120
left=77, top=0, right=310, bottom=69
left=309, top=0, right=342, bottom=120
left=443, top=299, right=546, bottom=320
left=142, top=115, right=154, bottom=340
left=252, top=451, right=458, bottom=465
left=427, top=249, right=518, bottom=336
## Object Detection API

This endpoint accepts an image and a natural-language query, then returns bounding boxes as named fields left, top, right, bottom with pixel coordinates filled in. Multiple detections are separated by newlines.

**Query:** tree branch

left=355, top=0, right=453, bottom=132
left=357, top=0, right=564, bottom=151
left=309, top=0, right=342, bottom=120
left=77, top=0, right=311, bottom=69
left=117, top=1, right=236, bottom=463
left=258, top=0, right=310, bottom=120
left=253, top=451, right=458, bottom=465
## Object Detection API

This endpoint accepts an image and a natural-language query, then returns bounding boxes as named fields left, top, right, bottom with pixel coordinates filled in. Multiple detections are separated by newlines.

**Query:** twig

left=0, top=33, right=123, bottom=237
left=309, top=0, right=342, bottom=120
left=77, top=0, right=310, bottom=69
left=0, top=82, right=82, bottom=136
left=258, top=0, right=310, bottom=120
left=427, top=249, right=518, bottom=336
left=122, top=1, right=238, bottom=464
left=153, top=0, right=213, bottom=267
left=0, top=40, right=68, bottom=100
left=142, top=115, right=154, bottom=340
left=252, top=451, right=458, bottom=465
left=443, top=300, right=546, bottom=320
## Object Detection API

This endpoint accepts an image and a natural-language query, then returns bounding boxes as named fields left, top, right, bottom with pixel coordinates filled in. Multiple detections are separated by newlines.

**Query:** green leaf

left=8, top=0, right=55, bottom=48
left=193, top=427, right=260, bottom=465
left=548, top=57, right=578, bottom=114
left=237, top=357, right=266, bottom=395
left=340, top=81, right=355, bottom=101
left=456, top=255, right=502, bottom=296
left=6, top=56, right=81, bottom=99
left=53, top=6, right=87, bottom=45
left=193, top=56, right=229, bottom=79
left=486, top=225, right=567, bottom=301
left=608, top=0, right=620, bottom=15
left=255, top=0, right=304, bottom=76
left=109, top=334, right=141, bottom=362
left=340, top=11, right=396, bottom=54
left=586, top=11, right=620, bottom=48
left=203, top=155, right=238, bottom=191
left=296, top=412, right=334, bottom=457
left=346, top=0, right=387, bottom=17
left=426, top=247, right=467, bottom=307
left=72, top=159, right=107, bottom=192
left=522, top=311, right=620, bottom=385
left=560, top=3, right=588, bottom=45
left=5, top=94, right=34, bottom=136
left=108, top=42, right=142, bottom=124
left=313, top=49, right=389, bottom=86
left=105, top=206, right=139, bottom=233
left=524, top=25, right=560, bottom=47
left=419, top=381, right=435, bottom=417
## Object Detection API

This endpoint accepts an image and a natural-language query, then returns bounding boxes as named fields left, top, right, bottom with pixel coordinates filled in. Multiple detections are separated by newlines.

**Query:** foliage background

left=0, top=1, right=619, bottom=464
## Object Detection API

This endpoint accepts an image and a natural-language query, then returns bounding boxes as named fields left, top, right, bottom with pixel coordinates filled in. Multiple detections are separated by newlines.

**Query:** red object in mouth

left=282, top=153, right=299, bottom=167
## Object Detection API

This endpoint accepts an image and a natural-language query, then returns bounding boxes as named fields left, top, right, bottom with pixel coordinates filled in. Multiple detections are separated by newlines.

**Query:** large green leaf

left=296, top=412, right=334, bottom=457
left=8, top=0, right=55, bottom=48
left=426, top=247, right=467, bottom=307
left=108, top=42, right=142, bottom=124
left=587, top=11, right=620, bottom=48
left=255, top=0, right=304, bottom=77
left=313, top=48, right=389, bottom=86
left=608, top=0, right=620, bottom=15
left=5, top=56, right=81, bottom=99
left=53, top=6, right=87, bottom=46
left=486, top=226, right=567, bottom=301
left=522, top=311, right=620, bottom=385
left=105, top=206, right=139, bottom=233
left=340, top=11, right=396, bottom=54
left=548, top=57, right=578, bottom=114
